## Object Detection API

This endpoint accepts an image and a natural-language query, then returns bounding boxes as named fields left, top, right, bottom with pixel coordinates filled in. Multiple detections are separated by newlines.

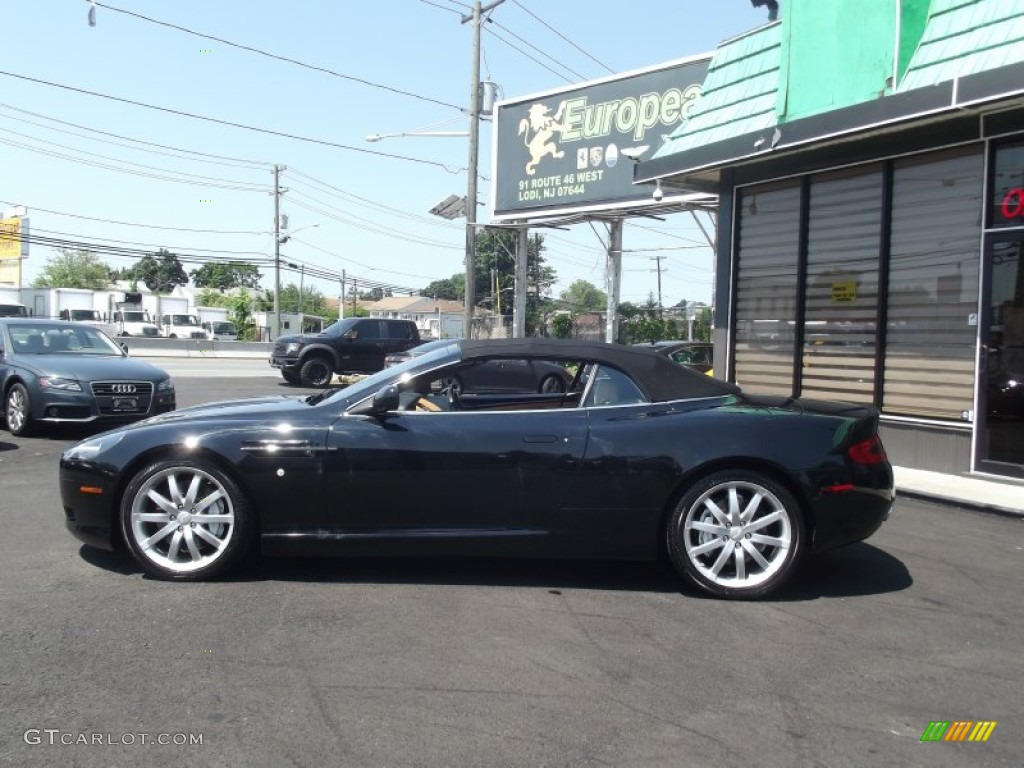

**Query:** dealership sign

left=491, top=56, right=710, bottom=220
left=990, top=142, right=1024, bottom=228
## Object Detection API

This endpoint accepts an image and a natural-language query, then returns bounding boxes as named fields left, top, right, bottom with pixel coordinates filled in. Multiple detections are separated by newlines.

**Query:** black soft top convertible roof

left=456, top=338, right=740, bottom=402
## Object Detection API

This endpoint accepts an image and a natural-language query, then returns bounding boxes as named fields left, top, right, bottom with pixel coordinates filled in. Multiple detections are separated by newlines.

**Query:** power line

left=0, top=71, right=468, bottom=173
left=290, top=238, right=444, bottom=283
left=483, top=28, right=574, bottom=84
left=287, top=197, right=463, bottom=251
left=92, top=1, right=464, bottom=113
left=0, top=135, right=268, bottom=192
left=0, top=199, right=265, bottom=235
left=511, top=0, right=616, bottom=75
left=0, top=103, right=271, bottom=170
left=488, top=19, right=589, bottom=81
left=0, top=125, right=269, bottom=191
left=27, top=225, right=267, bottom=257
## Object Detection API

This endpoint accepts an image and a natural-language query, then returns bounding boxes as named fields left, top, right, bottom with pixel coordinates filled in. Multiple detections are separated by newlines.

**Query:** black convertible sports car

left=60, top=339, right=894, bottom=599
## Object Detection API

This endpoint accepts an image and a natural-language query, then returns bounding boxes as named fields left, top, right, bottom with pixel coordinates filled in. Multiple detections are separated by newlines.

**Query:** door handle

left=241, top=440, right=336, bottom=455
left=523, top=434, right=558, bottom=443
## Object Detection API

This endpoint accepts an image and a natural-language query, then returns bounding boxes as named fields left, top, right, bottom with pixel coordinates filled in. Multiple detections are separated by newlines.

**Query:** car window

left=8, top=324, right=121, bottom=355
left=387, top=321, right=413, bottom=340
left=670, top=349, right=697, bottom=365
left=357, top=320, right=381, bottom=340
left=582, top=365, right=648, bottom=408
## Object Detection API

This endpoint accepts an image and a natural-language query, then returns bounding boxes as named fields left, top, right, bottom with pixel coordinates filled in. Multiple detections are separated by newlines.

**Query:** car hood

left=16, top=354, right=170, bottom=381
left=276, top=333, right=331, bottom=345
left=141, top=395, right=313, bottom=425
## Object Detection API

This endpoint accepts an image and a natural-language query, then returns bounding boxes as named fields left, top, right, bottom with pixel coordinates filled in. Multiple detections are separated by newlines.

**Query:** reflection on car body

left=60, top=338, right=894, bottom=600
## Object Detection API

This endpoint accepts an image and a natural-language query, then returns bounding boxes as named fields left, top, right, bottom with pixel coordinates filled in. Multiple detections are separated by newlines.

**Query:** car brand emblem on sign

left=112, top=384, right=137, bottom=394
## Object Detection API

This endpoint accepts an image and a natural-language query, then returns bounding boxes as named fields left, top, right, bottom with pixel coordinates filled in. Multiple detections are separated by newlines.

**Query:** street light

left=366, top=131, right=468, bottom=142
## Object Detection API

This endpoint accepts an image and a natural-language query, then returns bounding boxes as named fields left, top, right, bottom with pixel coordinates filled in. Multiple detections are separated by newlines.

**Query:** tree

left=559, top=279, right=607, bottom=312
left=33, top=249, right=111, bottom=290
left=225, top=288, right=258, bottom=341
left=421, top=278, right=461, bottom=301
left=550, top=313, right=574, bottom=338
left=279, top=283, right=327, bottom=317
left=190, top=262, right=261, bottom=290
left=195, top=288, right=231, bottom=309
left=125, top=249, right=188, bottom=293
left=692, top=307, right=712, bottom=342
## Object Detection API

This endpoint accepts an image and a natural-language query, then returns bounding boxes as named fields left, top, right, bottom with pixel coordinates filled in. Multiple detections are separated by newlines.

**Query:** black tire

left=539, top=374, right=567, bottom=394
left=281, top=370, right=302, bottom=385
left=5, top=383, right=33, bottom=437
left=168, top=334, right=178, bottom=339
left=299, top=356, right=335, bottom=388
left=120, top=459, right=252, bottom=581
left=666, top=470, right=804, bottom=599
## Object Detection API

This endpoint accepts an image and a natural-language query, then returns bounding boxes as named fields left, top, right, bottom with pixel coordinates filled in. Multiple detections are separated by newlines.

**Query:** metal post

left=605, top=219, right=623, bottom=343
left=272, top=164, right=286, bottom=340
left=339, top=270, right=346, bottom=320
left=650, top=254, right=664, bottom=318
left=514, top=223, right=528, bottom=338
left=462, top=1, right=483, bottom=339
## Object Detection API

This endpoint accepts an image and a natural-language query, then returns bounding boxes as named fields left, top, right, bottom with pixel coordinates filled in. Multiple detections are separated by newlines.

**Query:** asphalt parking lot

left=1, top=367, right=1022, bottom=767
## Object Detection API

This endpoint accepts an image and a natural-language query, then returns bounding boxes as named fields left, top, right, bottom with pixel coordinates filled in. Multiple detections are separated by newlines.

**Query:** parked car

left=635, top=341, right=714, bottom=374
left=0, top=303, right=29, bottom=318
left=61, top=338, right=893, bottom=599
left=385, top=340, right=572, bottom=394
left=1, top=319, right=175, bottom=436
left=271, top=317, right=420, bottom=387
left=202, top=320, right=238, bottom=341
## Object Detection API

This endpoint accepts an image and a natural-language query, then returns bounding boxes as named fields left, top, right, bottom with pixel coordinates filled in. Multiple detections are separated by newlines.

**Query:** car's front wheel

left=299, top=357, right=334, bottom=388
left=666, top=470, right=804, bottom=599
left=120, top=460, right=252, bottom=581
left=5, top=383, right=33, bottom=436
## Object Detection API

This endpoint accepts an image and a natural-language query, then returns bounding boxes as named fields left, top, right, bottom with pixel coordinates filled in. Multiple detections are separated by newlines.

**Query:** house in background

left=637, top=0, right=1024, bottom=479
left=366, top=296, right=466, bottom=339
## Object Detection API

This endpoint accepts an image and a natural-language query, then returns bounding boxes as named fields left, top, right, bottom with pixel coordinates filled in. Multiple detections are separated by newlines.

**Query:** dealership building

left=636, top=0, right=1024, bottom=480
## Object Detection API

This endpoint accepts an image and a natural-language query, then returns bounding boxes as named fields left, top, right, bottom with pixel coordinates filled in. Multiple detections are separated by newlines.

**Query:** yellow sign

left=0, top=217, right=27, bottom=261
left=831, top=281, right=857, bottom=303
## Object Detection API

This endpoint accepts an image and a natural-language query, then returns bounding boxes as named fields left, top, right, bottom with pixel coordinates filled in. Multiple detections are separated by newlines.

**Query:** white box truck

left=109, top=292, right=161, bottom=337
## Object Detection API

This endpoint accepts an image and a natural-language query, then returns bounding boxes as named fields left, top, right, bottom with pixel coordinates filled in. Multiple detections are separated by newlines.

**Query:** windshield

left=170, top=314, right=198, bottom=325
left=121, top=311, right=148, bottom=322
left=7, top=323, right=123, bottom=355
left=69, top=309, right=100, bottom=320
left=322, top=317, right=359, bottom=337
left=0, top=304, right=28, bottom=317
left=211, top=322, right=236, bottom=333
left=311, top=341, right=459, bottom=406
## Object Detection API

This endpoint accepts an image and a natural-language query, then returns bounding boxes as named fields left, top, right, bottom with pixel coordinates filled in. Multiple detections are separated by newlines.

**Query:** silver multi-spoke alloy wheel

left=122, top=461, right=250, bottom=580
left=6, top=384, right=31, bottom=436
left=667, top=471, right=803, bottom=599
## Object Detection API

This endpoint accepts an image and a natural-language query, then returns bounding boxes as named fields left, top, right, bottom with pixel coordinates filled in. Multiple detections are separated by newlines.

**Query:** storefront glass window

left=733, top=182, right=802, bottom=395
left=802, top=167, right=882, bottom=403
left=884, top=147, right=983, bottom=419
left=989, top=140, right=1024, bottom=230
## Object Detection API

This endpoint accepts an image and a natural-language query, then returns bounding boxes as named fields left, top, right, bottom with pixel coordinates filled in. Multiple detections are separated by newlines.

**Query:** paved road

left=0, top=373, right=1021, bottom=767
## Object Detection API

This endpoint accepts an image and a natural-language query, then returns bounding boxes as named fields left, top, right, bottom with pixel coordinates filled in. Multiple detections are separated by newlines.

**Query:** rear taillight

left=849, top=435, right=887, bottom=465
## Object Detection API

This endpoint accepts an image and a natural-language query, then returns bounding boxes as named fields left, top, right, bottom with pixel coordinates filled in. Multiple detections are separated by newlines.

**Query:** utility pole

left=271, top=164, right=287, bottom=340
left=339, top=270, right=346, bottom=320
left=650, top=254, right=665, bottom=318
left=605, top=220, right=623, bottom=343
left=514, top=223, right=528, bottom=338
left=460, top=0, right=505, bottom=339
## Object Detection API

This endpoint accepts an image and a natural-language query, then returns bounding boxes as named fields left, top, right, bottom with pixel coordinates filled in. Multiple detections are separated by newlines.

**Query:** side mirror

left=120, top=342, right=129, bottom=356
left=371, top=384, right=400, bottom=416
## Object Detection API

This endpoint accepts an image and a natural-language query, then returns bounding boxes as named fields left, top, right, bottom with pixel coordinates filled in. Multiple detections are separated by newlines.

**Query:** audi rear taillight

left=849, top=435, right=887, bottom=465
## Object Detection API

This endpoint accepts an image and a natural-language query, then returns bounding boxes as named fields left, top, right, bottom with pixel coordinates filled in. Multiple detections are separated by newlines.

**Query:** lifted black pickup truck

left=271, top=317, right=420, bottom=387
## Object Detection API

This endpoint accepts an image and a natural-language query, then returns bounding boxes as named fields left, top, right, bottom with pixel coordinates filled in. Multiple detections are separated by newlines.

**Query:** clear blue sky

left=2, top=0, right=770, bottom=308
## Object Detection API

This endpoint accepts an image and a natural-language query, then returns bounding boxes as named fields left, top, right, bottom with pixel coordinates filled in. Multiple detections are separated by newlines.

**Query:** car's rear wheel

left=539, top=374, right=566, bottom=394
left=5, top=383, right=33, bottom=436
left=121, top=459, right=251, bottom=581
left=281, top=370, right=302, bottom=385
left=299, top=357, right=334, bottom=388
left=666, top=470, right=804, bottom=599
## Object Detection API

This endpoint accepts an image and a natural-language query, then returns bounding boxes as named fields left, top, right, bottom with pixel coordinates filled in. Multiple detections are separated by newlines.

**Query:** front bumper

left=60, top=460, right=119, bottom=550
left=33, top=387, right=175, bottom=424
left=270, top=355, right=302, bottom=373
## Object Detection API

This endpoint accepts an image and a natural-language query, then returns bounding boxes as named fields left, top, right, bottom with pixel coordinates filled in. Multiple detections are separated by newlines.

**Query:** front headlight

left=284, top=342, right=304, bottom=355
left=39, top=377, right=82, bottom=392
left=62, top=432, right=126, bottom=461
left=157, top=378, right=175, bottom=393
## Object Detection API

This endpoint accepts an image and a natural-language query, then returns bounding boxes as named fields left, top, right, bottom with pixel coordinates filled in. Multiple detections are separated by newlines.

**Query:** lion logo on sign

left=518, top=101, right=568, bottom=176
